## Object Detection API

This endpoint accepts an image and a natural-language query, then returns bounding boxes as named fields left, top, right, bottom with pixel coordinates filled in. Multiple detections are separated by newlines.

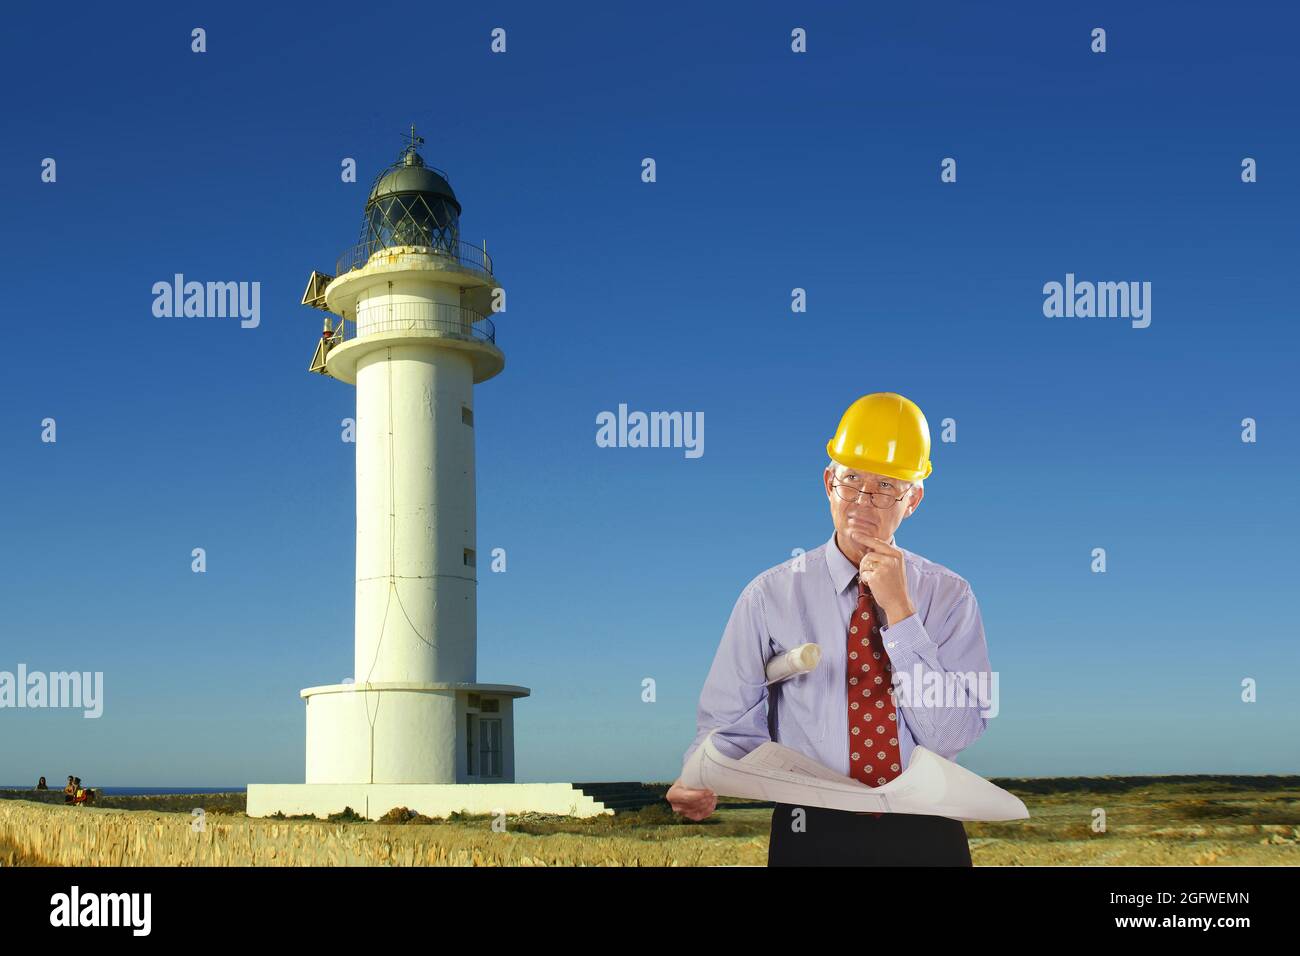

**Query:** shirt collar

left=824, top=529, right=898, bottom=596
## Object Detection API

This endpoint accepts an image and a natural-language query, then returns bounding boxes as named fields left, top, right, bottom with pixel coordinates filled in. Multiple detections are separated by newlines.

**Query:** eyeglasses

left=831, top=476, right=912, bottom=509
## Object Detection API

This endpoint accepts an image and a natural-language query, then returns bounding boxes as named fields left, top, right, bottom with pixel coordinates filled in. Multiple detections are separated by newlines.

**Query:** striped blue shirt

left=683, top=531, right=992, bottom=778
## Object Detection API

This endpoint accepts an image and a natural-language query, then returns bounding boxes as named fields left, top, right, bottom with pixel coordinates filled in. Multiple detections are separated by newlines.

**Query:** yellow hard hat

left=826, top=392, right=933, bottom=482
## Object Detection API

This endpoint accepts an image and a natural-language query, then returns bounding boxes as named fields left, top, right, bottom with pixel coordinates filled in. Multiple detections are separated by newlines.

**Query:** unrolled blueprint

left=681, top=729, right=1029, bottom=822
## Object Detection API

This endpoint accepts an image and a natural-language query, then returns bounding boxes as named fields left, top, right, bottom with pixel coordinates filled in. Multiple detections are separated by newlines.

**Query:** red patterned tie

left=846, top=575, right=901, bottom=816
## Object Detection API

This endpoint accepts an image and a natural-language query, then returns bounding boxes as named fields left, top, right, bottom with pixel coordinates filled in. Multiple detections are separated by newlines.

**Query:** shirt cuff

left=879, top=612, right=931, bottom=658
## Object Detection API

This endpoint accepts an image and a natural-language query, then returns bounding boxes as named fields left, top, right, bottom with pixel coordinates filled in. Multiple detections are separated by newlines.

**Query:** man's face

left=823, top=464, right=923, bottom=544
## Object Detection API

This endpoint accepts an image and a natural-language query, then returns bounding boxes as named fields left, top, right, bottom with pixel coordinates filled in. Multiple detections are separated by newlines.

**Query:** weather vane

left=406, top=124, right=425, bottom=152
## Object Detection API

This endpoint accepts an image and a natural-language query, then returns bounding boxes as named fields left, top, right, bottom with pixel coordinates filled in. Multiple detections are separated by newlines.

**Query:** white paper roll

left=765, top=643, right=822, bottom=684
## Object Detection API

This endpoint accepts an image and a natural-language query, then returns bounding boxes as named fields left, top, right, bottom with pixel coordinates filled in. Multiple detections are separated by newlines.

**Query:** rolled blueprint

left=765, top=643, right=822, bottom=685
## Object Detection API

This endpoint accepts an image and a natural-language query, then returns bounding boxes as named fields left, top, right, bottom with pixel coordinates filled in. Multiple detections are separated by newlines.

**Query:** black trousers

left=767, top=803, right=972, bottom=866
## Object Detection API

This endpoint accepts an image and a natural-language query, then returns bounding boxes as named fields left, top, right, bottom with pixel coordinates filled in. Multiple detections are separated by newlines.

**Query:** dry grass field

left=2, top=774, right=1297, bottom=866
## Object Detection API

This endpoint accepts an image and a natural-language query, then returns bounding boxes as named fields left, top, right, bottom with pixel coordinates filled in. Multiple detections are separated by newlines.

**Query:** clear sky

left=1, top=1, right=1297, bottom=786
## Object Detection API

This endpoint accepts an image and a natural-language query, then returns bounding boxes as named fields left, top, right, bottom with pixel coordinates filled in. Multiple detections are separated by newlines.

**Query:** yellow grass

left=3, top=777, right=1297, bottom=867
left=0, top=801, right=765, bottom=867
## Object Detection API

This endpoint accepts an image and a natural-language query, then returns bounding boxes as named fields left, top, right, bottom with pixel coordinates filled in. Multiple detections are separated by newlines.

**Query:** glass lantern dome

left=357, top=144, right=462, bottom=260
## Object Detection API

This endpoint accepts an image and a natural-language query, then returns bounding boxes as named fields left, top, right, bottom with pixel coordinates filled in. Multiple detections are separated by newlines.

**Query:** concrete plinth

left=246, top=783, right=613, bottom=821
left=303, top=682, right=529, bottom=785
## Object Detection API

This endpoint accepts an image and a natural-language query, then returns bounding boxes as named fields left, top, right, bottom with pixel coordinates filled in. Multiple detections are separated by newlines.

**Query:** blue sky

left=1, top=1, right=1297, bottom=786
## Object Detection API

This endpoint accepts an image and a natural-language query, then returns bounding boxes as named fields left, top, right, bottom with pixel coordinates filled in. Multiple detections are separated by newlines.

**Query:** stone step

left=572, top=782, right=668, bottom=813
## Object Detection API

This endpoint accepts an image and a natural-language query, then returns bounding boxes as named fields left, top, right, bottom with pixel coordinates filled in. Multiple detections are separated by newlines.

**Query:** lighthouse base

left=248, top=679, right=588, bottom=819
left=246, top=782, right=613, bottom=821
left=299, top=681, right=531, bottom=785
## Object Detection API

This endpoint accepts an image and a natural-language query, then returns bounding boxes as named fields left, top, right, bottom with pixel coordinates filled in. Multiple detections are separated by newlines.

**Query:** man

left=667, top=392, right=993, bottom=865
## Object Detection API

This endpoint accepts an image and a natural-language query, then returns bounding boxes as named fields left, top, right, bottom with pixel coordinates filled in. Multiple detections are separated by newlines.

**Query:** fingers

left=852, top=534, right=899, bottom=555
left=669, top=794, right=713, bottom=812
left=666, top=787, right=717, bottom=820
left=848, top=530, right=886, bottom=549
left=669, top=784, right=713, bottom=799
left=682, top=797, right=716, bottom=821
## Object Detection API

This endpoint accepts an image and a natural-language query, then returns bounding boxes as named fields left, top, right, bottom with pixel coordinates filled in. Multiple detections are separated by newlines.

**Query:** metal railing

left=335, top=238, right=494, bottom=279
left=336, top=301, right=496, bottom=345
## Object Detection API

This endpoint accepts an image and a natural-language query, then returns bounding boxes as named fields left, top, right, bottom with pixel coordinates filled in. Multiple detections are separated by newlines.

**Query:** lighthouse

left=248, top=133, right=608, bottom=819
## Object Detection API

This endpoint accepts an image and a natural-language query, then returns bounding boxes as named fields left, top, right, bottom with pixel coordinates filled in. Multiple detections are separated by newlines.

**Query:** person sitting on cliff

left=36, top=776, right=48, bottom=790
left=63, top=777, right=76, bottom=804
left=73, top=778, right=87, bottom=806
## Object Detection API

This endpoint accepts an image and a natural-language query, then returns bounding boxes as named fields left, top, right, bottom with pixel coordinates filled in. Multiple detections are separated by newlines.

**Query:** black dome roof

left=366, top=148, right=461, bottom=214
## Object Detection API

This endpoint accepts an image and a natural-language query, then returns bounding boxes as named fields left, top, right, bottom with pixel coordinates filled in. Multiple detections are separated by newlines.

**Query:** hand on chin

left=845, top=518, right=877, bottom=539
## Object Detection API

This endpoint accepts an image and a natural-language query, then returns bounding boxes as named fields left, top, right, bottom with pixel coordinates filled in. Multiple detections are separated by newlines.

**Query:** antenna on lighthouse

left=403, top=124, right=426, bottom=160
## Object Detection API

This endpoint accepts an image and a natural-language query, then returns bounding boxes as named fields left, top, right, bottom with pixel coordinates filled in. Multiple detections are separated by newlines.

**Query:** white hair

left=827, top=459, right=922, bottom=495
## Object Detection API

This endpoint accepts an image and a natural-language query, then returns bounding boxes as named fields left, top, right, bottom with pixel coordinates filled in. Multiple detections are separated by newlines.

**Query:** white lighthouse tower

left=248, top=132, right=609, bottom=820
